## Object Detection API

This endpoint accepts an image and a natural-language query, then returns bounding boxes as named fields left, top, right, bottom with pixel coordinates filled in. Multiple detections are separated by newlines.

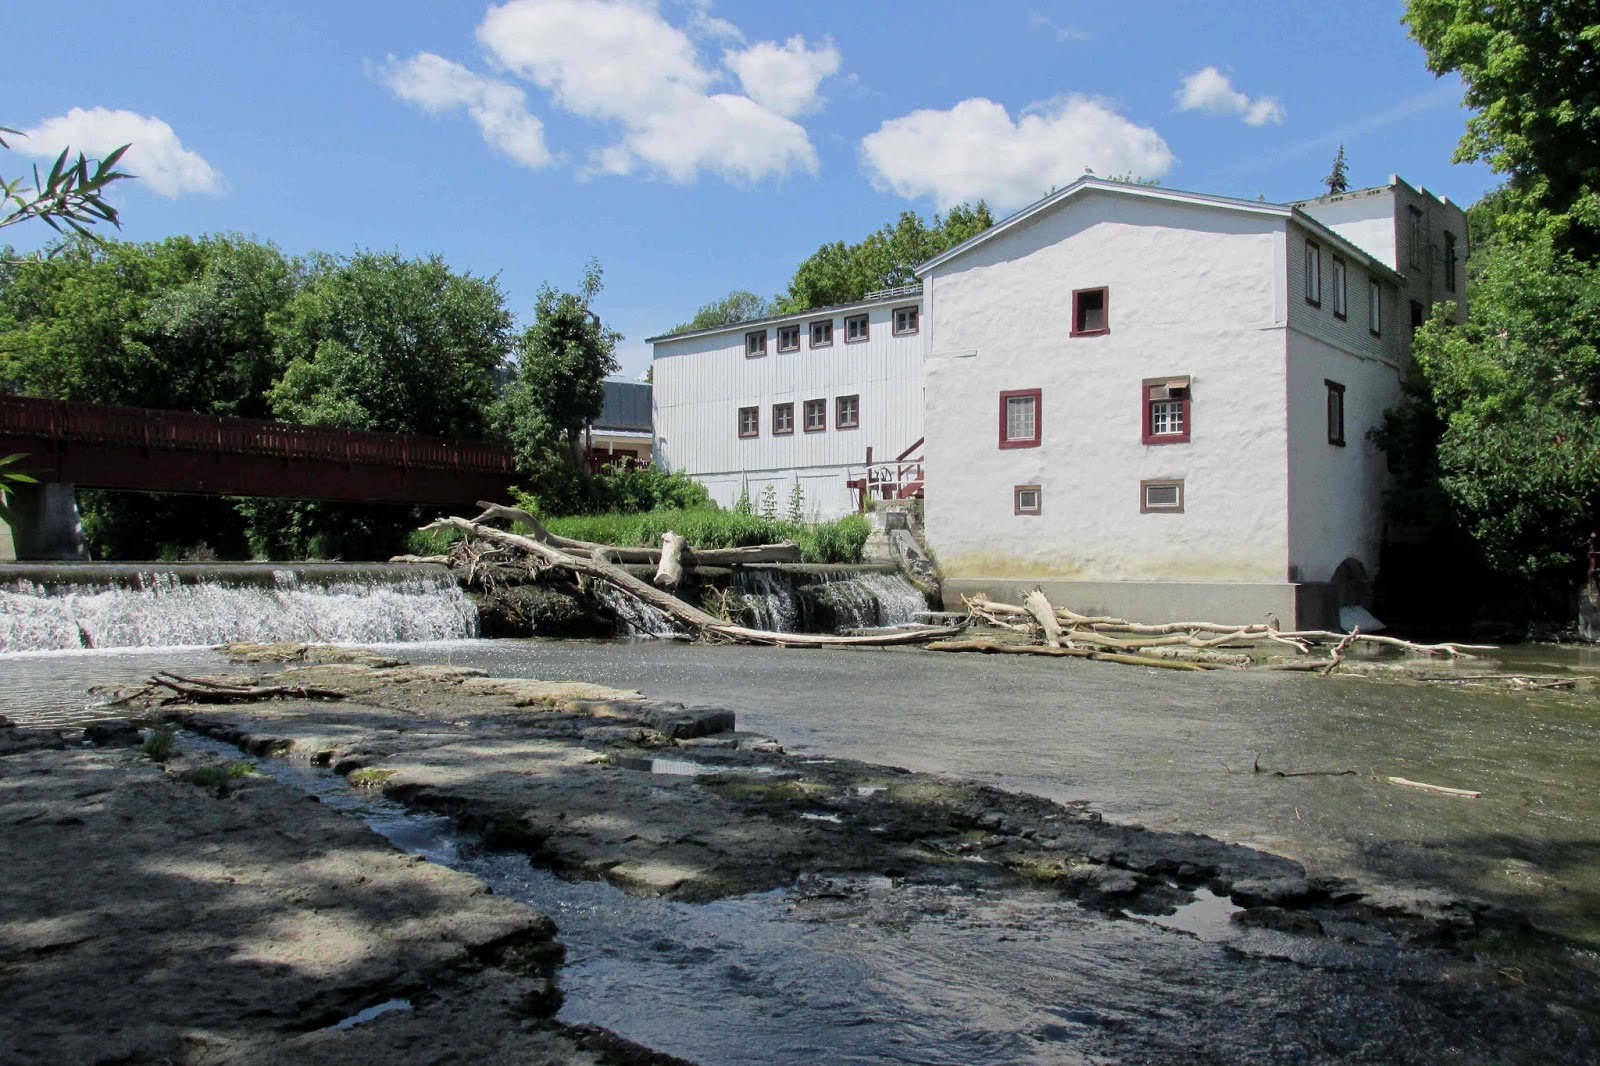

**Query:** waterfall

left=733, top=569, right=801, bottom=632
left=0, top=566, right=478, bottom=653
left=727, top=567, right=929, bottom=634
left=594, top=584, right=682, bottom=638
left=826, top=570, right=929, bottom=628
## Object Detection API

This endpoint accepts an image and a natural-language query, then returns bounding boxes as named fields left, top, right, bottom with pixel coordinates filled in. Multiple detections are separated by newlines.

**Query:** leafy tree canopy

left=671, top=289, right=772, bottom=334
left=268, top=250, right=512, bottom=438
left=493, top=259, right=621, bottom=507
left=0, top=235, right=295, bottom=416
left=1405, top=0, right=1600, bottom=254
left=1378, top=230, right=1600, bottom=580
left=776, top=202, right=994, bottom=313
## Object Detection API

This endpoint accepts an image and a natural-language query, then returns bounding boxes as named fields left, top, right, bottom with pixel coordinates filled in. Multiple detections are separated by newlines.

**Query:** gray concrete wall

left=2, top=483, right=89, bottom=561
left=942, top=577, right=1337, bottom=631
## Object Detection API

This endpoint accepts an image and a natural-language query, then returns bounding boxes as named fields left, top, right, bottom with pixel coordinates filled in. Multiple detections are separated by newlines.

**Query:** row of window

left=1303, top=241, right=1385, bottom=335
left=738, top=395, right=859, bottom=437
left=997, top=379, right=1348, bottom=449
left=1011, top=479, right=1186, bottom=516
left=1407, top=206, right=1459, bottom=293
left=746, top=306, right=919, bottom=357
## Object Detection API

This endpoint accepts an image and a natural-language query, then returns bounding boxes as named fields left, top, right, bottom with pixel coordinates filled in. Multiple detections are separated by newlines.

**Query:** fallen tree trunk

left=426, top=513, right=958, bottom=648
left=924, top=638, right=1219, bottom=671
left=466, top=502, right=802, bottom=566
left=1023, top=588, right=1064, bottom=649
left=147, top=672, right=346, bottom=703
left=654, top=531, right=686, bottom=588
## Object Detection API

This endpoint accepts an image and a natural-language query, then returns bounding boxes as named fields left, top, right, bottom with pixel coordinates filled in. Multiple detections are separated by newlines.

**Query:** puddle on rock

left=326, top=998, right=413, bottom=1032
left=1142, top=888, right=1243, bottom=943
left=800, top=811, right=844, bottom=824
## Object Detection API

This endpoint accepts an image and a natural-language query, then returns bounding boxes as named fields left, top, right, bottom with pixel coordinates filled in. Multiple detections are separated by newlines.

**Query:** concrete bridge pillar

left=1, top=482, right=89, bottom=561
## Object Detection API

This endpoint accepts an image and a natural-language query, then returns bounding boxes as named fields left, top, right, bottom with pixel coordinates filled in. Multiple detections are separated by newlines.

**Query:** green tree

left=1405, top=0, right=1600, bottom=253
left=671, top=289, right=772, bottom=333
left=776, top=202, right=994, bottom=312
left=1325, top=145, right=1349, bottom=194
left=493, top=259, right=621, bottom=507
left=1377, top=231, right=1600, bottom=581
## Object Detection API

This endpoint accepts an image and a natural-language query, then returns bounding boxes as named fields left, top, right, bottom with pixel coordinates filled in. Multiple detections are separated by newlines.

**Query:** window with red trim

left=844, top=314, right=868, bottom=342
left=803, top=398, right=826, bottom=432
left=809, top=320, right=833, bottom=347
left=777, top=325, right=801, bottom=351
left=893, top=305, right=919, bottom=335
left=1326, top=381, right=1346, bottom=446
left=999, top=389, right=1041, bottom=448
left=836, top=394, right=859, bottom=428
left=1014, top=485, right=1041, bottom=515
left=772, top=402, right=794, bottom=435
left=745, top=331, right=767, bottom=357
left=1142, top=377, right=1191, bottom=445
left=738, top=406, right=759, bottom=438
left=1071, top=287, right=1108, bottom=336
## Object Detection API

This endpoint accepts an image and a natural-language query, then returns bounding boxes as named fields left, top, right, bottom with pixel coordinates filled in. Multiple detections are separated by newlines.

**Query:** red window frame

left=1331, top=256, right=1348, bottom=319
left=998, top=388, right=1042, bottom=449
left=745, top=330, right=767, bottom=357
left=809, top=320, right=833, bottom=348
left=1326, top=380, right=1346, bottom=446
left=738, top=406, right=759, bottom=439
left=777, top=325, right=801, bottom=352
left=1070, top=287, right=1109, bottom=337
left=1141, top=377, right=1191, bottom=445
left=772, top=402, right=794, bottom=435
left=844, top=314, right=869, bottom=343
left=893, top=305, right=919, bottom=335
left=803, top=398, right=827, bottom=432
left=836, top=394, right=860, bottom=429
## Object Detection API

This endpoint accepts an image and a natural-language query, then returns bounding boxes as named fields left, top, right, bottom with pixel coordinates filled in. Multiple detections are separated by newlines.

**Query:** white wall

left=922, top=191, right=1293, bottom=584
left=1297, top=188, right=1398, bottom=269
left=651, top=300, right=924, bottom=517
left=1283, top=330, right=1402, bottom=583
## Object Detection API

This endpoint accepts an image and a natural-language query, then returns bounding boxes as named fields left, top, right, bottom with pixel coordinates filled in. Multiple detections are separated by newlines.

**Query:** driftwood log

left=463, top=502, right=804, bottom=567
left=426, top=509, right=958, bottom=648
left=923, top=638, right=1219, bottom=671
left=654, top=531, right=686, bottom=588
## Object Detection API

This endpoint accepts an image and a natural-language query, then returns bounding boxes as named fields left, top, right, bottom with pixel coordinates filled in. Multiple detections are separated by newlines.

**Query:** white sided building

left=648, top=291, right=927, bottom=517
left=917, top=176, right=1467, bottom=628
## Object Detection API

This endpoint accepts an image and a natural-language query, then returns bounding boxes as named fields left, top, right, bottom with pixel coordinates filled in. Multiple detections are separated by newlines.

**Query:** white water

left=734, top=568, right=928, bottom=632
left=594, top=583, right=682, bottom=638
left=0, top=570, right=478, bottom=653
left=818, top=570, right=929, bottom=628
left=734, top=569, right=801, bottom=632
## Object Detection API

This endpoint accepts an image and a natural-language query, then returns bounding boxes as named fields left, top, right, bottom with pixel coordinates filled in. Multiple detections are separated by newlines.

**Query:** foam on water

left=0, top=568, right=477, bottom=653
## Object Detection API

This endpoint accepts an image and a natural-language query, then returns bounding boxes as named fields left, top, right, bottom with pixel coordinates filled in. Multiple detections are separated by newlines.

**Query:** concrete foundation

left=941, top=577, right=1339, bottom=631
left=2, top=482, right=89, bottom=561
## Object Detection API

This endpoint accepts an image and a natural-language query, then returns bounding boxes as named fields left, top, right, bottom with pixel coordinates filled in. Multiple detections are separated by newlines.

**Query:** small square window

left=1331, top=257, right=1348, bottom=318
left=777, top=325, right=801, bottom=352
left=1141, top=479, right=1184, bottom=513
left=809, top=320, right=833, bottom=348
left=844, top=314, right=869, bottom=342
left=999, top=389, right=1041, bottom=448
left=745, top=330, right=767, bottom=358
left=1368, top=277, right=1382, bottom=335
left=803, top=398, right=827, bottom=432
left=1014, top=484, right=1041, bottom=516
left=738, top=406, right=759, bottom=439
left=1071, top=287, right=1108, bottom=336
left=1142, top=377, right=1191, bottom=445
left=1304, top=241, right=1322, bottom=306
left=893, top=305, right=919, bottom=335
left=772, top=402, right=794, bottom=435
left=836, top=394, right=860, bottom=428
left=1326, top=380, right=1346, bottom=446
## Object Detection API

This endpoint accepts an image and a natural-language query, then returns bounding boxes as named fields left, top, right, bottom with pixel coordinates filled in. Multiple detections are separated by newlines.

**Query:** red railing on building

left=0, top=394, right=514, bottom=473
left=848, top=437, right=924, bottom=511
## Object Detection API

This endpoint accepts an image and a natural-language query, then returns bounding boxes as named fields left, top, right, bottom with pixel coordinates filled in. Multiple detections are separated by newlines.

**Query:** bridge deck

left=0, top=395, right=516, bottom=505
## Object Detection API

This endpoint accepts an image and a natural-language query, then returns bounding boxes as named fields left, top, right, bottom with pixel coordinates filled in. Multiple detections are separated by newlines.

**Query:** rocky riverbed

left=3, top=643, right=1597, bottom=1063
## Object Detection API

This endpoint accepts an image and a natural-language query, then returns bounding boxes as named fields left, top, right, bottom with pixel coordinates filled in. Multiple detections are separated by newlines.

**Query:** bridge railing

left=0, top=395, right=515, bottom=473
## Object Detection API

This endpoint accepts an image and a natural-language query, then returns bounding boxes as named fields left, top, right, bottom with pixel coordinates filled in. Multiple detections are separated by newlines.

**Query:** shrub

left=142, top=725, right=176, bottom=763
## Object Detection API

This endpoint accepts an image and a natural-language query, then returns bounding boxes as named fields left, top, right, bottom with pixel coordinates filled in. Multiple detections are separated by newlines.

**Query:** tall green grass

left=545, top=508, right=870, bottom=564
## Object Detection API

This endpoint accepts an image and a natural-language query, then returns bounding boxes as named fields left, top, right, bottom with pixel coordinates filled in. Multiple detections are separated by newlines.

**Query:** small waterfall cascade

left=729, top=567, right=929, bottom=634
left=0, top=565, right=478, bottom=653
left=594, top=584, right=682, bottom=639
left=813, top=570, right=930, bottom=629
left=733, top=569, right=801, bottom=632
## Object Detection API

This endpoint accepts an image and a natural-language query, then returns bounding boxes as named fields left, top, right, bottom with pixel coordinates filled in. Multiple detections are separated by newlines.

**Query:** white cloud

left=18, top=107, right=220, bottom=198
left=725, top=35, right=841, bottom=117
left=1175, top=67, right=1285, bottom=127
left=860, top=95, right=1175, bottom=211
left=1029, top=13, right=1090, bottom=43
left=381, top=52, right=552, bottom=168
left=473, top=0, right=823, bottom=182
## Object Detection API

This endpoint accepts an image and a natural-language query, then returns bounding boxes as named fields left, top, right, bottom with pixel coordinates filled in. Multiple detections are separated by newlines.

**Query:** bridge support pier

left=1, top=483, right=89, bottom=561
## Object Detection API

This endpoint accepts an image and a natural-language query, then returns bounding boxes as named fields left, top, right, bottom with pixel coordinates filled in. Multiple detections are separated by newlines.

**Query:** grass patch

left=348, top=767, right=397, bottom=789
left=141, top=725, right=176, bottom=763
left=185, top=761, right=258, bottom=791
left=544, top=508, right=871, bottom=564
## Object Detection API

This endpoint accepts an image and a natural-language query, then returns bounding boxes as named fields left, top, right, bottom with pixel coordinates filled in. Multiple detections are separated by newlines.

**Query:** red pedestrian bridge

left=0, top=394, right=517, bottom=506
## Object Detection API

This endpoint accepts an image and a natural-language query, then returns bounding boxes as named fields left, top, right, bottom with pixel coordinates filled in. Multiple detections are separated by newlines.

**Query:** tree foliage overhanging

left=1381, top=2, right=1600, bottom=605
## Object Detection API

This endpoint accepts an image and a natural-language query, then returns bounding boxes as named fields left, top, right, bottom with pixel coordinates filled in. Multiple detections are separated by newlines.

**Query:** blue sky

left=7, top=1, right=1489, bottom=378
